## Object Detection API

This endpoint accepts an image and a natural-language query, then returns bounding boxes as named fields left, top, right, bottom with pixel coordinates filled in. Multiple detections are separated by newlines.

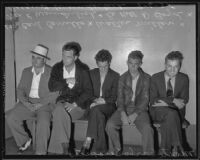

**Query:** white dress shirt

left=63, top=65, right=76, bottom=89
left=100, top=72, right=106, bottom=97
left=131, top=74, right=140, bottom=102
left=164, top=73, right=175, bottom=93
left=29, top=67, right=45, bottom=98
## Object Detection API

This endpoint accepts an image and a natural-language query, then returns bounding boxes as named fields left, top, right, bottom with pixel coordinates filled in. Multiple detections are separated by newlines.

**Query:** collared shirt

left=131, top=74, right=140, bottom=102
left=29, top=67, right=45, bottom=98
left=63, top=64, right=76, bottom=88
left=164, top=73, right=175, bottom=93
left=100, top=72, right=107, bottom=97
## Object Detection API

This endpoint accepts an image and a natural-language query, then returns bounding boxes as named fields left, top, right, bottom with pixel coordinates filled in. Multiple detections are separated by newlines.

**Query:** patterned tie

left=167, top=78, right=173, bottom=97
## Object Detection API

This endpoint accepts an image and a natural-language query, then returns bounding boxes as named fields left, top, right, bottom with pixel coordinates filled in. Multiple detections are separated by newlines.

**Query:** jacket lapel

left=161, top=71, right=167, bottom=96
left=135, top=74, right=142, bottom=97
left=27, top=68, right=33, bottom=96
left=101, top=69, right=111, bottom=97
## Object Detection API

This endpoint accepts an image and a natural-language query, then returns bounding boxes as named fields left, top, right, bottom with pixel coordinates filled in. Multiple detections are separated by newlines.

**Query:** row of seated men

left=6, top=41, right=190, bottom=157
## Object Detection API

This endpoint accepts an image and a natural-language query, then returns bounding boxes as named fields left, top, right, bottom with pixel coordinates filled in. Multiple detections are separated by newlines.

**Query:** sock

left=83, top=137, right=92, bottom=149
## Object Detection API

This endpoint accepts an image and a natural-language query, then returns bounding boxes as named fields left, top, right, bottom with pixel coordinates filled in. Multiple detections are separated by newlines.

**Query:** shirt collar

left=164, top=72, right=175, bottom=81
left=63, top=64, right=76, bottom=75
left=32, top=66, right=45, bottom=75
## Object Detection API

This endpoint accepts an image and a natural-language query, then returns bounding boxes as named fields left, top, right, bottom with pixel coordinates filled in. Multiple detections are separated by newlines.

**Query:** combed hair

left=165, top=51, right=184, bottom=66
left=128, top=50, right=144, bottom=61
left=95, top=49, right=112, bottom=63
left=62, top=41, right=82, bottom=56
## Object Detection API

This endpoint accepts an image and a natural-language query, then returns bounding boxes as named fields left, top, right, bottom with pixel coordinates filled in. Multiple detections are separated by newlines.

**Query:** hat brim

left=30, top=51, right=51, bottom=60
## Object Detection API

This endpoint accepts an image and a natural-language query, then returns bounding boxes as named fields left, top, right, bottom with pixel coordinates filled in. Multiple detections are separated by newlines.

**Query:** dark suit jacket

left=89, top=68, right=120, bottom=105
left=150, top=71, right=189, bottom=118
left=48, top=61, right=93, bottom=109
left=17, top=65, right=58, bottom=107
left=117, top=68, right=151, bottom=115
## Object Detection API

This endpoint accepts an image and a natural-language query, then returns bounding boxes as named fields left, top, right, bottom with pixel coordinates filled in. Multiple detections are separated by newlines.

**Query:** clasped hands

left=121, top=111, right=138, bottom=125
left=152, top=98, right=185, bottom=109
left=66, top=77, right=76, bottom=88
left=64, top=102, right=77, bottom=112
left=27, top=103, right=43, bottom=112
left=90, top=97, right=105, bottom=108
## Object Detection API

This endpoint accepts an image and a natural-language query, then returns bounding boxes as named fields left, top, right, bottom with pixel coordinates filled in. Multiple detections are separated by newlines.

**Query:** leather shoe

left=158, top=149, right=170, bottom=157
left=182, top=119, right=190, bottom=128
left=68, top=147, right=76, bottom=156
left=114, top=148, right=122, bottom=156
left=79, top=146, right=90, bottom=155
left=17, top=138, right=32, bottom=153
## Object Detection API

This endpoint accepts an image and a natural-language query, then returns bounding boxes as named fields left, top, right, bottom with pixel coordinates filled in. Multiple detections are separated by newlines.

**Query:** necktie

left=167, top=78, right=173, bottom=97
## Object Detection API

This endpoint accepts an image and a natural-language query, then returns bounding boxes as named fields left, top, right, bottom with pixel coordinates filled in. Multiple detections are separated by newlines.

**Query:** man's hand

left=173, top=98, right=185, bottom=109
left=128, top=113, right=138, bottom=125
left=64, top=102, right=77, bottom=112
left=90, top=102, right=97, bottom=108
left=26, top=103, right=36, bottom=112
left=33, top=103, right=43, bottom=111
left=121, top=111, right=129, bottom=125
left=66, top=78, right=76, bottom=88
left=152, top=100, right=168, bottom=107
left=94, top=97, right=105, bottom=105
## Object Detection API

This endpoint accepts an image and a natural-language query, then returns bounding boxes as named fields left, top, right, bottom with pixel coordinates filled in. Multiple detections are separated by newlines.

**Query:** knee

left=6, top=113, right=17, bottom=124
left=52, top=104, right=65, bottom=117
left=142, top=124, right=154, bottom=135
left=106, top=120, right=115, bottom=133
left=166, top=109, right=179, bottom=121
left=37, top=119, right=50, bottom=129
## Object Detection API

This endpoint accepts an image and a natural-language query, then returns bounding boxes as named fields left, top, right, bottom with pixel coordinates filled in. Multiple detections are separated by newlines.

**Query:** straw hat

left=30, top=44, right=50, bottom=60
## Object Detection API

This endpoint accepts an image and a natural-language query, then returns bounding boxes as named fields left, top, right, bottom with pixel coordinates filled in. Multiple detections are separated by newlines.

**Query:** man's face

left=32, top=55, right=45, bottom=68
left=127, top=58, right=141, bottom=74
left=165, top=59, right=181, bottom=78
left=97, top=61, right=109, bottom=73
left=62, top=50, right=77, bottom=67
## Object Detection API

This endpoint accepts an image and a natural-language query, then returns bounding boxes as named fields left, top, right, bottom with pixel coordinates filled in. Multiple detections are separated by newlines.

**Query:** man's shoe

left=68, top=147, right=76, bottom=156
left=79, top=146, right=90, bottom=155
left=114, top=148, right=122, bottom=156
left=158, top=149, right=170, bottom=157
left=17, top=138, right=32, bottom=153
left=62, top=143, right=69, bottom=155
left=182, top=119, right=190, bottom=128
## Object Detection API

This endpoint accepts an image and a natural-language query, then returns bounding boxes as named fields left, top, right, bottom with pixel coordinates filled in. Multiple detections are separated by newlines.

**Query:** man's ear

left=74, top=56, right=78, bottom=61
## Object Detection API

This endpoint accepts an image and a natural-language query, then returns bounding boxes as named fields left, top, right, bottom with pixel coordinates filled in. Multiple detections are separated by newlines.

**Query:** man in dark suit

left=79, top=49, right=120, bottom=155
left=47, top=42, right=93, bottom=155
left=6, top=44, right=58, bottom=155
left=150, top=51, right=189, bottom=157
left=106, top=50, right=154, bottom=156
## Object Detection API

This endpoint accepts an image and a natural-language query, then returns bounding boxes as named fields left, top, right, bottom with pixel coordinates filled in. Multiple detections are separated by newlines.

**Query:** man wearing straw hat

left=6, top=44, right=58, bottom=155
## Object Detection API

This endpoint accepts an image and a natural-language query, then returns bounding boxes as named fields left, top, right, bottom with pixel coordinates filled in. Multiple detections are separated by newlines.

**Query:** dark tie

left=167, top=78, right=173, bottom=97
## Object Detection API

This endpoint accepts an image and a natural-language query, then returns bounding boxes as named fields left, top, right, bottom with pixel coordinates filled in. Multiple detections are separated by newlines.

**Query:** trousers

left=6, top=100, right=54, bottom=154
left=150, top=107, right=183, bottom=150
left=86, top=104, right=116, bottom=153
left=106, top=110, right=154, bottom=154
left=48, top=102, right=85, bottom=154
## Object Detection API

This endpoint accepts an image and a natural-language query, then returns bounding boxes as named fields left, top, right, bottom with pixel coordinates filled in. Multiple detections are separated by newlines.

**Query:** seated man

left=47, top=41, right=93, bottom=155
left=149, top=51, right=189, bottom=157
left=79, top=49, right=120, bottom=155
left=6, top=44, right=58, bottom=155
left=106, top=50, right=154, bottom=156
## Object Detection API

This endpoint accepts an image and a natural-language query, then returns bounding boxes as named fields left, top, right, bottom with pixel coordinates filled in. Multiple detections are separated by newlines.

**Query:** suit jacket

left=150, top=71, right=189, bottom=108
left=17, top=65, right=58, bottom=107
left=48, top=61, right=93, bottom=109
left=117, top=68, right=151, bottom=115
left=89, top=68, right=120, bottom=105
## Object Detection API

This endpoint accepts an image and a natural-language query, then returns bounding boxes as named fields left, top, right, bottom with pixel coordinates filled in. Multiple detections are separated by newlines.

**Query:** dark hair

left=95, top=49, right=112, bottom=63
left=165, top=51, right=184, bottom=66
left=62, top=41, right=82, bottom=56
left=128, top=50, right=144, bottom=62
